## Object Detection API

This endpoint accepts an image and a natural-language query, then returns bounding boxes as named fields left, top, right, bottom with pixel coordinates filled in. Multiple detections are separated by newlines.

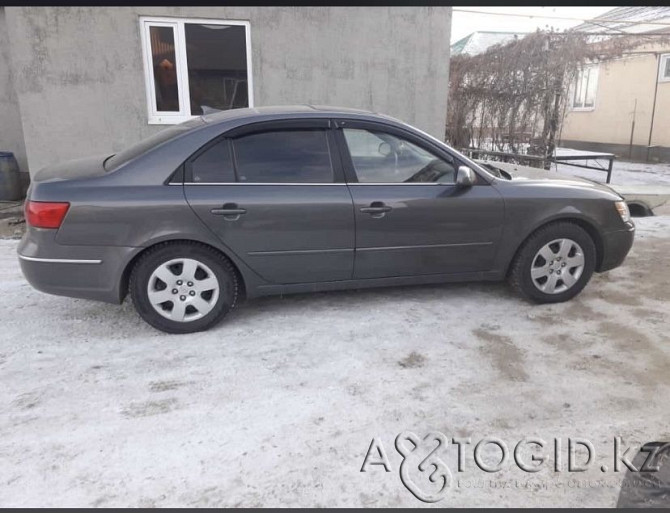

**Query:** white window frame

left=571, top=64, right=599, bottom=112
left=139, top=16, right=253, bottom=125
left=660, top=53, right=670, bottom=83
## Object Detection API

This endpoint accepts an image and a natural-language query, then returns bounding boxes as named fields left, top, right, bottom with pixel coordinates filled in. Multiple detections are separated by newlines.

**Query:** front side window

left=140, top=17, right=252, bottom=124
left=342, top=128, right=456, bottom=184
left=233, top=130, right=334, bottom=183
left=572, top=65, right=599, bottom=110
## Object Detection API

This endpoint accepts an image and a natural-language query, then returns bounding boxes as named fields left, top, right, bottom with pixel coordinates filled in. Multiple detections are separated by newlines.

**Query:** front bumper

left=17, top=228, right=138, bottom=304
left=597, top=221, right=635, bottom=272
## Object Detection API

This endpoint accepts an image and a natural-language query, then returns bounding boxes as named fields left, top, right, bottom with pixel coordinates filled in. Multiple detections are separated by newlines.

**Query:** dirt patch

left=596, top=289, right=643, bottom=307
left=472, top=328, right=528, bottom=382
left=597, top=321, right=670, bottom=389
left=563, top=300, right=599, bottom=321
left=633, top=307, right=666, bottom=325
left=542, top=332, right=588, bottom=352
left=630, top=244, right=670, bottom=303
left=12, top=392, right=41, bottom=410
left=632, top=307, right=663, bottom=318
left=121, top=398, right=179, bottom=418
left=397, top=351, right=426, bottom=369
left=149, top=380, right=189, bottom=392
left=527, top=312, right=556, bottom=326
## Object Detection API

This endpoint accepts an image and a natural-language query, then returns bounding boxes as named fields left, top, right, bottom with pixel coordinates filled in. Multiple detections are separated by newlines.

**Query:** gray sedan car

left=18, top=106, right=634, bottom=333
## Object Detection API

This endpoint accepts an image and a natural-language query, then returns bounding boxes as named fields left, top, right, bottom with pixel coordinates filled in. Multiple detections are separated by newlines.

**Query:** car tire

left=508, top=222, right=596, bottom=304
left=129, top=242, right=238, bottom=334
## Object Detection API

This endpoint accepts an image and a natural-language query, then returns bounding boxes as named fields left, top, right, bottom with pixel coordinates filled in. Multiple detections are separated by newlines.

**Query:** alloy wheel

left=530, top=238, right=585, bottom=294
left=147, top=258, right=220, bottom=322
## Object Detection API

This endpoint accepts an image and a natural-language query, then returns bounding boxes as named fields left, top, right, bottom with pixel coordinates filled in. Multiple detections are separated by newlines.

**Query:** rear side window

left=232, top=129, right=333, bottom=183
left=191, top=139, right=235, bottom=183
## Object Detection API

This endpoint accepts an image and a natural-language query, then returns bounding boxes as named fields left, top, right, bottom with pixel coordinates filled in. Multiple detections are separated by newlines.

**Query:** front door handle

left=360, top=201, right=392, bottom=218
left=211, top=203, right=247, bottom=220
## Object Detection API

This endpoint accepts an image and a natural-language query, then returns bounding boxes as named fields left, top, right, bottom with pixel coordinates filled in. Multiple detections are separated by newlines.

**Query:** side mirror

left=456, top=166, right=476, bottom=187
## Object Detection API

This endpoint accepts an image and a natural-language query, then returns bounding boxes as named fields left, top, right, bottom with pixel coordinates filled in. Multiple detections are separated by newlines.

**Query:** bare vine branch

left=446, top=30, right=670, bottom=167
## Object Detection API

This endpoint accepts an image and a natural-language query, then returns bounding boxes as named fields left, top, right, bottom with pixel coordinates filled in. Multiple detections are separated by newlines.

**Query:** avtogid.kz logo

left=360, top=433, right=670, bottom=503
left=361, top=431, right=452, bottom=503
left=396, top=431, right=452, bottom=503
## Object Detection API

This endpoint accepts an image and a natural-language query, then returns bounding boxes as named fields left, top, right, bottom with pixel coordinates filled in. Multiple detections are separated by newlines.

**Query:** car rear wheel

left=129, top=242, right=238, bottom=333
left=508, top=222, right=596, bottom=304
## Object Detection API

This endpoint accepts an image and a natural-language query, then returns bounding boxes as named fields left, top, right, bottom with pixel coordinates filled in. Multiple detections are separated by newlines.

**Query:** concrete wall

left=0, top=8, right=28, bottom=175
left=560, top=45, right=670, bottom=161
left=4, top=7, right=452, bottom=175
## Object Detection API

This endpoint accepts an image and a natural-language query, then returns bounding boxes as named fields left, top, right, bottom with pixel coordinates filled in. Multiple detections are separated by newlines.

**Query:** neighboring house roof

left=573, top=6, right=670, bottom=35
left=451, top=31, right=527, bottom=56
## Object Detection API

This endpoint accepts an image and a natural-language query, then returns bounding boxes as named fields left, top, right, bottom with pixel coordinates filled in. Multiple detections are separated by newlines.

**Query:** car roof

left=199, top=104, right=401, bottom=126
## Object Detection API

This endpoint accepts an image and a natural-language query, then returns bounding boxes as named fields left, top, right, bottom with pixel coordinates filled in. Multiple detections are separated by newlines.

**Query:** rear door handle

left=211, top=203, right=247, bottom=220
left=360, top=202, right=392, bottom=218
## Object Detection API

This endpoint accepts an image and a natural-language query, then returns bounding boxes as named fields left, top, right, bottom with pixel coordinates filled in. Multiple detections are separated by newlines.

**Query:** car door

left=184, top=119, right=355, bottom=284
left=334, top=120, right=504, bottom=279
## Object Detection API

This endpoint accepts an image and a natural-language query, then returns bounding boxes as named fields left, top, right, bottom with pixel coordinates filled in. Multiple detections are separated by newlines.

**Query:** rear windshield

left=105, top=117, right=206, bottom=171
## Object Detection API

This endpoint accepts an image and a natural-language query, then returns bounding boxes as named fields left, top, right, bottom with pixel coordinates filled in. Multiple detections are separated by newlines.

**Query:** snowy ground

left=1, top=216, right=669, bottom=507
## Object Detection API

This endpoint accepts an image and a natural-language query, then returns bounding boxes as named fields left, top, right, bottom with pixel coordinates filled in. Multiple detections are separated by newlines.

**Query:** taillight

left=24, top=201, right=70, bottom=229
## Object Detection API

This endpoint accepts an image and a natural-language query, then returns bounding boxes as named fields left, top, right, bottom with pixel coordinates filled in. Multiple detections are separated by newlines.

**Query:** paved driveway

left=1, top=216, right=669, bottom=507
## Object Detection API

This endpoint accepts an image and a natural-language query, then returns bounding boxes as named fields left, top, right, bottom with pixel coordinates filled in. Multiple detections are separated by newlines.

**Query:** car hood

left=32, top=154, right=110, bottom=183
left=482, top=162, right=621, bottom=198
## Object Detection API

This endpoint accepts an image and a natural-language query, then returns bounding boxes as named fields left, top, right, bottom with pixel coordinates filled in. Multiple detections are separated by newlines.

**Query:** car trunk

left=31, top=154, right=111, bottom=183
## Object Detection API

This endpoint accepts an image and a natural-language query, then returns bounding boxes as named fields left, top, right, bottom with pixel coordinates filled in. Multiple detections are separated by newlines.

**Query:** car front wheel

left=508, top=222, right=597, bottom=304
left=129, top=242, right=238, bottom=334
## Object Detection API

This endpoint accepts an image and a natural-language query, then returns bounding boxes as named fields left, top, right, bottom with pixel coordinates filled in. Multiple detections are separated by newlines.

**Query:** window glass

left=233, top=130, right=333, bottom=183
left=573, top=65, right=598, bottom=108
left=141, top=19, right=251, bottom=124
left=573, top=73, right=584, bottom=108
left=584, top=66, right=598, bottom=108
left=149, top=26, right=180, bottom=112
left=662, top=54, right=670, bottom=80
left=191, top=140, right=235, bottom=183
left=105, top=117, right=205, bottom=171
left=342, top=128, right=456, bottom=183
left=184, top=24, right=249, bottom=115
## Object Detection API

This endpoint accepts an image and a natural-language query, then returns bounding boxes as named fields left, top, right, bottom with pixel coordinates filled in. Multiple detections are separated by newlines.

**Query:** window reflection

left=191, top=140, right=235, bottom=183
left=343, top=129, right=456, bottom=183
left=234, top=130, right=333, bottom=183
left=149, top=26, right=179, bottom=112
left=185, top=24, right=249, bottom=115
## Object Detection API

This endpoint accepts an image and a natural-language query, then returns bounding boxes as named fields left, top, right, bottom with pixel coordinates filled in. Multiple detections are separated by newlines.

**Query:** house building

left=0, top=6, right=452, bottom=177
left=559, top=6, right=670, bottom=162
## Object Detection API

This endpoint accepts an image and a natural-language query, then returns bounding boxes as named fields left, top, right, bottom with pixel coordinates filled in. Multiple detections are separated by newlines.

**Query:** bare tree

left=446, top=30, right=665, bottom=167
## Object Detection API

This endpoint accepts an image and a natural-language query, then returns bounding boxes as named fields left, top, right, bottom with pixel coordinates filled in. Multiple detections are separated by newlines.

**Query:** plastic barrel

left=0, top=152, right=22, bottom=201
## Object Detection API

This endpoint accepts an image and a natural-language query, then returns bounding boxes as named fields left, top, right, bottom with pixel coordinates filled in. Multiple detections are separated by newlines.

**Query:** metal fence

left=458, top=148, right=616, bottom=184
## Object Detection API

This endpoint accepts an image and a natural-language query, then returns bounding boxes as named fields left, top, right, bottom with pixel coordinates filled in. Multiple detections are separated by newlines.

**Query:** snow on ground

left=1, top=217, right=670, bottom=507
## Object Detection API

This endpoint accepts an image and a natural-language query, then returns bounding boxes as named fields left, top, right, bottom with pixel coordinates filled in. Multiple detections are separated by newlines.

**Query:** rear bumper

left=597, top=221, right=635, bottom=272
left=17, top=229, right=137, bottom=304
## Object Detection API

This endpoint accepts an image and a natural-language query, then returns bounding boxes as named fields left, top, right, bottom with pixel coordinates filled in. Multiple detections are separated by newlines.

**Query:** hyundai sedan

left=18, top=106, right=635, bottom=333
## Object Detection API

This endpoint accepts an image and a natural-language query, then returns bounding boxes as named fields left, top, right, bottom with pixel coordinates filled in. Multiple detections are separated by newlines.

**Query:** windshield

left=105, top=117, right=206, bottom=171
